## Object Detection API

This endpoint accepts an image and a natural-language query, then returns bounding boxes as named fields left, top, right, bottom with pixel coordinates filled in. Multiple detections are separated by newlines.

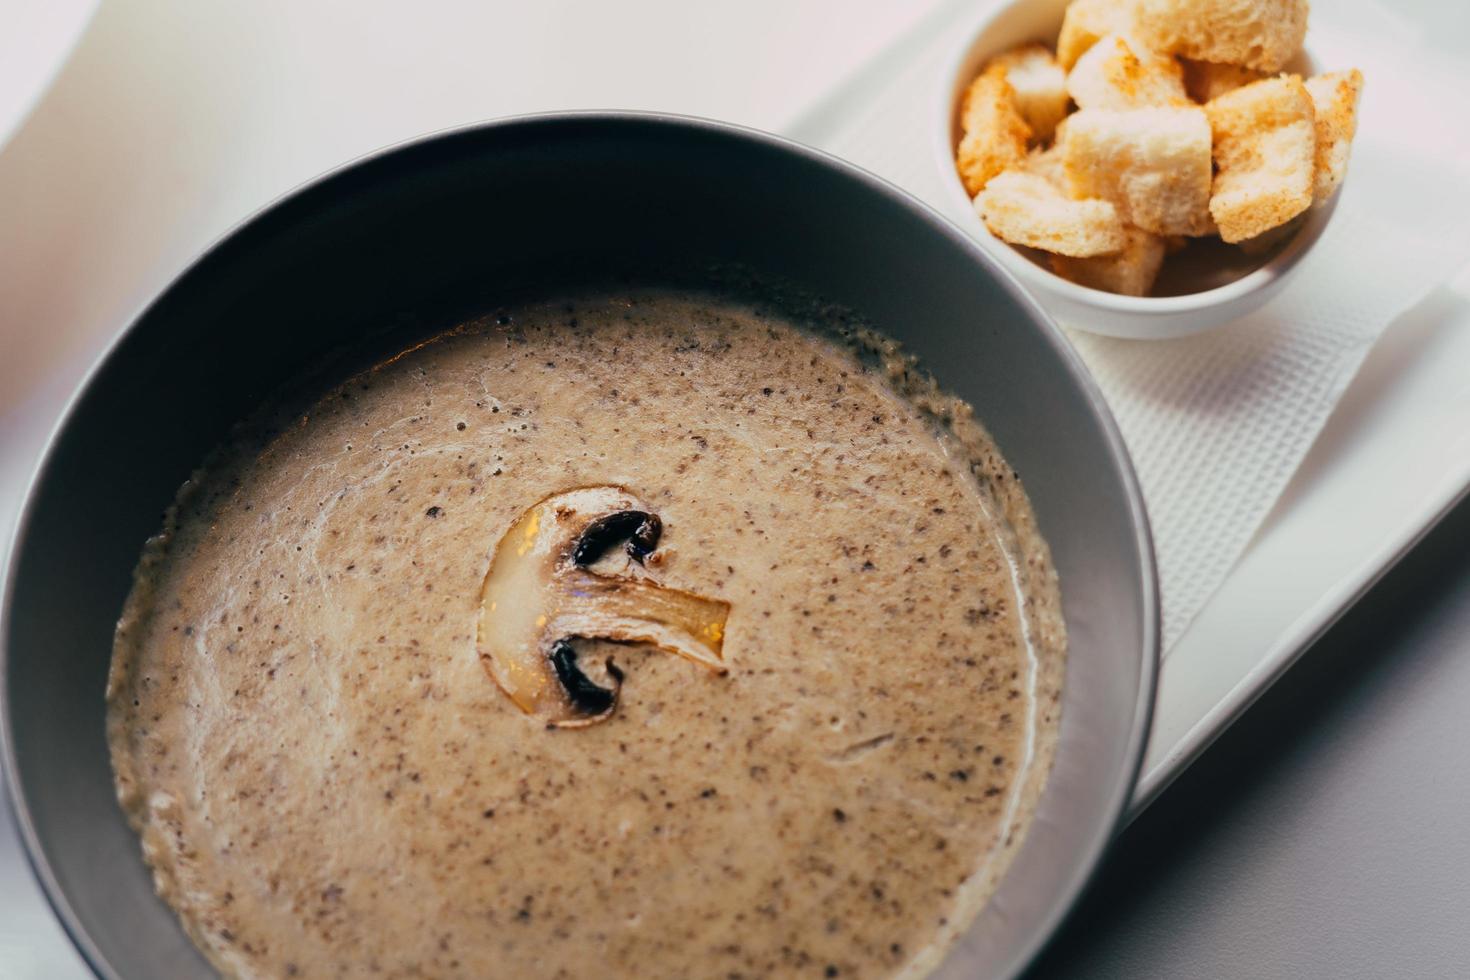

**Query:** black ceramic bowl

left=2, top=113, right=1156, bottom=979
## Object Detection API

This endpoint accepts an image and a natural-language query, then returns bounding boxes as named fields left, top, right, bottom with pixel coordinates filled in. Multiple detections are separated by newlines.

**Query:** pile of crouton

left=957, top=0, right=1362, bottom=297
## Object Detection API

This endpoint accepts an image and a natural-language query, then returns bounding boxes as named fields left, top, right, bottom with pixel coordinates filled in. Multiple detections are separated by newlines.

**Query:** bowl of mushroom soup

left=2, top=113, right=1157, bottom=980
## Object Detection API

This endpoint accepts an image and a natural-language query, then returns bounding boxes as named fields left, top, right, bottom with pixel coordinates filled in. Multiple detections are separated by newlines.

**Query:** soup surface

left=108, top=290, right=1065, bottom=979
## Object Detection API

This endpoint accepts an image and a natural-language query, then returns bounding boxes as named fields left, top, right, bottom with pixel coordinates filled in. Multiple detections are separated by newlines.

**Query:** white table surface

left=0, top=0, right=97, bottom=153
left=4, top=1, right=1469, bottom=978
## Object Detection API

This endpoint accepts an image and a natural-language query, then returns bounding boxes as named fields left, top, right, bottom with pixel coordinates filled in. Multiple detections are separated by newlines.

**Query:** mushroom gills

left=477, top=485, right=731, bottom=727
left=572, top=510, right=662, bottom=565
left=548, top=640, right=624, bottom=717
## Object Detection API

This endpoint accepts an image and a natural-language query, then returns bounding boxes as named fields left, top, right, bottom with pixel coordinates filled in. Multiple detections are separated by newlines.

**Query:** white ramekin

left=932, top=0, right=1335, bottom=340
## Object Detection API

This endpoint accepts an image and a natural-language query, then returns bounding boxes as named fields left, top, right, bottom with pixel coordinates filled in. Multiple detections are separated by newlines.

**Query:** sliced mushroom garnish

left=477, top=485, right=730, bottom=728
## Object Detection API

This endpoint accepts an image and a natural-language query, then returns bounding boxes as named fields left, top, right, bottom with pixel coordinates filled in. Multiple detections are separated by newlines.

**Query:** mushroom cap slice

left=477, top=485, right=730, bottom=727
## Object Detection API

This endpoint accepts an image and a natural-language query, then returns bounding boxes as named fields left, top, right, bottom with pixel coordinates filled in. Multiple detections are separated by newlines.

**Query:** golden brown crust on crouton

left=1067, top=33, right=1189, bottom=109
left=990, top=44, right=1071, bottom=142
left=1235, top=212, right=1305, bottom=255
left=976, top=170, right=1128, bottom=256
left=1062, top=105, right=1215, bottom=236
left=1051, top=225, right=1168, bottom=294
left=1305, top=69, right=1363, bottom=204
left=957, top=64, right=1033, bottom=195
left=1136, top=0, right=1308, bottom=72
left=1206, top=75, right=1316, bottom=242
left=1058, top=0, right=1141, bottom=69
left=1182, top=59, right=1265, bottom=102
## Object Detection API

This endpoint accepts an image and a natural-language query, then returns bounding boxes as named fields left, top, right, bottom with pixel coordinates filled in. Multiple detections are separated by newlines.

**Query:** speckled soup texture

left=107, top=290, right=1066, bottom=979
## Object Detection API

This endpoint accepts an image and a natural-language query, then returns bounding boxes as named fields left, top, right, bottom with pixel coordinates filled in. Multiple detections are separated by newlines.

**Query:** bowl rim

left=930, top=0, right=1334, bottom=316
left=1, top=109, right=1159, bottom=980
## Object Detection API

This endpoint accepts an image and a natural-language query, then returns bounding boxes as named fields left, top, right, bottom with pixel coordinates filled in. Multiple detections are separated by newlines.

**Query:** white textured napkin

left=786, top=0, right=1470, bottom=648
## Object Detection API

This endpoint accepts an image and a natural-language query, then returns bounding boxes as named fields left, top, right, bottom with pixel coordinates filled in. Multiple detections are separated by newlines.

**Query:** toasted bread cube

left=956, top=64, right=1032, bottom=195
left=1051, top=225, right=1167, bottom=295
left=1206, top=75, right=1316, bottom=242
left=990, top=44, right=1071, bottom=142
left=1058, top=0, right=1140, bottom=69
left=1182, top=59, right=1265, bottom=102
left=975, top=171, right=1128, bottom=257
left=1067, top=33, right=1188, bottom=109
left=1136, top=0, right=1308, bottom=72
left=1305, top=70, right=1364, bottom=204
left=1019, top=144, right=1070, bottom=188
left=1062, top=106, right=1214, bottom=236
left=1236, top=212, right=1305, bottom=255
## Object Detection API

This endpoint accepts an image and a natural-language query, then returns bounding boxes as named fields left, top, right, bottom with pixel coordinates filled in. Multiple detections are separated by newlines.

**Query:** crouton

left=1236, top=212, right=1305, bottom=255
left=1058, top=0, right=1140, bottom=69
left=990, top=44, right=1071, bottom=142
left=956, top=64, right=1032, bottom=195
left=1067, top=33, right=1188, bottom=109
left=1019, top=144, right=1069, bottom=188
left=1206, top=75, right=1316, bottom=242
left=1136, top=0, right=1308, bottom=72
left=1182, top=59, right=1265, bottom=102
left=1062, top=105, right=1214, bottom=236
left=975, top=171, right=1128, bottom=256
left=1052, top=226, right=1167, bottom=295
left=1305, top=70, right=1363, bottom=204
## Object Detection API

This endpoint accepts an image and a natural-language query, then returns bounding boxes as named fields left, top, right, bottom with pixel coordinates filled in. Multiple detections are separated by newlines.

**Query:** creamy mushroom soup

left=108, top=289, right=1066, bottom=979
